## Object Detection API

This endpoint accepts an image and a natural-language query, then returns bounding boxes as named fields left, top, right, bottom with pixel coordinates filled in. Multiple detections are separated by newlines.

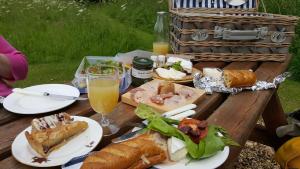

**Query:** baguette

left=81, top=133, right=167, bottom=169
left=223, top=70, right=257, bottom=88
left=25, top=120, right=88, bottom=157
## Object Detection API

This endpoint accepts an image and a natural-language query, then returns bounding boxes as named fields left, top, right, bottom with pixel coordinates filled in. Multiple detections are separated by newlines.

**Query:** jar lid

left=133, top=56, right=153, bottom=67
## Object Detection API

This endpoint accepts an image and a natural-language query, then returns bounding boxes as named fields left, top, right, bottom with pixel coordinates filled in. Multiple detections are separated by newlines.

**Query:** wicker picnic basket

left=169, top=0, right=299, bottom=62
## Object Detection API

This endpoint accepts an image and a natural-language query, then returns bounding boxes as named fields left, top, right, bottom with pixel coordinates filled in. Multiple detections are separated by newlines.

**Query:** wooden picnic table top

left=0, top=56, right=292, bottom=169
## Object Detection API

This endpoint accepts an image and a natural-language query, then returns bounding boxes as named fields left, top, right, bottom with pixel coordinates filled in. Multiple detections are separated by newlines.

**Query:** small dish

left=224, top=0, right=248, bottom=6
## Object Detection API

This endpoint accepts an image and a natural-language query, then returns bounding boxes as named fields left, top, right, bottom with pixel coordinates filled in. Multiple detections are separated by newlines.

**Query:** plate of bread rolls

left=12, top=113, right=102, bottom=167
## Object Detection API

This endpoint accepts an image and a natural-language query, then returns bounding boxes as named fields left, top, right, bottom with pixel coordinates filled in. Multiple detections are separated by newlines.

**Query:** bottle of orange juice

left=153, top=11, right=169, bottom=55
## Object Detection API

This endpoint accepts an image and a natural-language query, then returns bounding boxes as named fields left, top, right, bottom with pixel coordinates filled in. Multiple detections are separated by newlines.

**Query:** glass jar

left=153, top=11, right=169, bottom=55
left=131, top=56, right=153, bottom=87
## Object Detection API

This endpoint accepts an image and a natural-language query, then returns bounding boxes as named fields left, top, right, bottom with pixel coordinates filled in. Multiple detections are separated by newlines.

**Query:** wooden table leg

left=262, top=91, right=290, bottom=149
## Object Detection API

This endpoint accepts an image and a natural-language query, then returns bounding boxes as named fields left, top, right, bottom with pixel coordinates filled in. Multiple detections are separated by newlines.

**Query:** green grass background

left=0, top=0, right=299, bottom=112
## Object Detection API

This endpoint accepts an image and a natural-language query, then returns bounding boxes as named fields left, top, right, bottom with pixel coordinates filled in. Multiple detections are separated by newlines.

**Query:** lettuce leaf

left=135, top=103, right=160, bottom=120
left=135, top=104, right=239, bottom=159
left=147, top=117, right=205, bottom=159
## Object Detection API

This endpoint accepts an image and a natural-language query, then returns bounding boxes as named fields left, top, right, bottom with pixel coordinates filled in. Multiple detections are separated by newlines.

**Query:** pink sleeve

left=0, top=36, right=28, bottom=80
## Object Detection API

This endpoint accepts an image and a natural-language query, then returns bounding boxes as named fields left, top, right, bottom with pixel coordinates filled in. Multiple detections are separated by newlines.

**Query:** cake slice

left=31, top=112, right=73, bottom=131
left=25, top=113, right=88, bottom=157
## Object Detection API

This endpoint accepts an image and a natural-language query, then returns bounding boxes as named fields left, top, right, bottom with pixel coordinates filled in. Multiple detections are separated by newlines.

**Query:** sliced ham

left=150, top=92, right=175, bottom=105
left=177, top=87, right=195, bottom=99
left=150, top=95, right=164, bottom=105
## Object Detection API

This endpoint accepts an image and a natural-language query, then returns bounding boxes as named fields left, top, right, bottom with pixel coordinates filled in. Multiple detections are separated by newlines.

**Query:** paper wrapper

left=193, top=72, right=290, bottom=95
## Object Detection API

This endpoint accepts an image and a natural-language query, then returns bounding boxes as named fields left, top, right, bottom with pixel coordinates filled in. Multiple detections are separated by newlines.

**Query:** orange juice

left=153, top=42, right=169, bottom=55
left=88, top=79, right=119, bottom=114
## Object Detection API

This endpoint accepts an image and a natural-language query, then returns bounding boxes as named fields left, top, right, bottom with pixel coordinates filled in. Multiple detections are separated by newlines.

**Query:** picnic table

left=0, top=56, right=292, bottom=169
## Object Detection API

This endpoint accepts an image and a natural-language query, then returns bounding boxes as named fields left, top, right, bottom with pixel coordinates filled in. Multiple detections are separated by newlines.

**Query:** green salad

left=83, top=59, right=123, bottom=75
left=135, top=104, right=239, bottom=159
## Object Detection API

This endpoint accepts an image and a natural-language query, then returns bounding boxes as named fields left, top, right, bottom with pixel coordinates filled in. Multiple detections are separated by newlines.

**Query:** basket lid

left=169, top=0, right=258, bottom=12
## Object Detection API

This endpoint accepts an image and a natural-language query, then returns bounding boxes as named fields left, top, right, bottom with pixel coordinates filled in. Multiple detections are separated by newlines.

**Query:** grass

left=279, top=80, right=300, bottom=113
left=0, top=0, right=299, bottom=112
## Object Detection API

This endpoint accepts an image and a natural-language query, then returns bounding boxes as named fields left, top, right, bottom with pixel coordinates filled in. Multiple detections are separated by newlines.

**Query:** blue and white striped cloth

left=172, top=0, right=257, bottom=9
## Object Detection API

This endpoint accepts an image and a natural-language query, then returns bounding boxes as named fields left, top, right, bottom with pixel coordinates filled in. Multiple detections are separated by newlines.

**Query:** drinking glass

left=87, top=65, right=120, bottom=136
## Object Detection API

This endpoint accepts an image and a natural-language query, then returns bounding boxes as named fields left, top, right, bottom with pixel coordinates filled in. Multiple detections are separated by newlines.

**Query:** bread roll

left=158, top=81, right=175, bottom=95
left=224, top=70, right=257, bottom=88
left=81, top=133, right=167, bottom=169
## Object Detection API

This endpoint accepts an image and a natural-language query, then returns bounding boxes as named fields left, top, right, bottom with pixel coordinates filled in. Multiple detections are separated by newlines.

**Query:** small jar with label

left=131, top=56, right=153, bottom=86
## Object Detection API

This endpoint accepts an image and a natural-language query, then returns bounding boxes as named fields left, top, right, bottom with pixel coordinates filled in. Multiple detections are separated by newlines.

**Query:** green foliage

left=259, top=0, right=300, bottom=81
left=171, top=61, right=184, bottom=72
left=278, top=79, right=300, bottom=113
left=0, top=0, right=153, bottom=64
left=101, top=0, right=168, bottom=33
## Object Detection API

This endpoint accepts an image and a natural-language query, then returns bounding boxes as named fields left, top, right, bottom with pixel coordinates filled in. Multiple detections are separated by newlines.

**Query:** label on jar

left=132, top=67, right=152, bottom=79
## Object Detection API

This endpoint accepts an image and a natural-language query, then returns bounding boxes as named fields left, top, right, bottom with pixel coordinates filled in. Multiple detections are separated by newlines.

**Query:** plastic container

left=72, top=56, right=131, bottom=94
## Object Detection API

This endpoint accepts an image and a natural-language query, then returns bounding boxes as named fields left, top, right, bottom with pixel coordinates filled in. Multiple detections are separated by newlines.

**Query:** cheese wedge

left=167, top=137, right=187, bottom=161
left=203, top=68, right=223, bottom=80
left=156, top=68, right=186, bottom=80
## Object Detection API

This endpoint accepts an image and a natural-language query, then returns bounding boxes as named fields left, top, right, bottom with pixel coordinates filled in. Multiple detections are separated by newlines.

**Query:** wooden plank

left=210, top=56, right=292, bottom=169
left=262, top=92, right=290, bottom=149
left=0, top=109, right=22, bottom=126
left=0, top=62, right=225, bottom=168
left=193, top=61, right=227, bottom=71
left=0, top=61, right=261, bottom=168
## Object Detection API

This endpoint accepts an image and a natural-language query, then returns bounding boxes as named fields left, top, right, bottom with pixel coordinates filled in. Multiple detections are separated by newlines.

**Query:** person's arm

left=0, top=36, right=28, bottom=81
left=0, top=53, right=12, bottom=79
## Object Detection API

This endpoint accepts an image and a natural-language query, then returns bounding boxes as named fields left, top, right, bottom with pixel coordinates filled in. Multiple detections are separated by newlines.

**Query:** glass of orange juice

left=87, top=65, right=120, bottom=136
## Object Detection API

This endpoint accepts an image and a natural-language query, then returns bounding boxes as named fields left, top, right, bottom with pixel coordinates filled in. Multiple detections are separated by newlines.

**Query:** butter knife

left=12, top=88, right=88, bottom=101
left=111, top=128, right=146, bottom=143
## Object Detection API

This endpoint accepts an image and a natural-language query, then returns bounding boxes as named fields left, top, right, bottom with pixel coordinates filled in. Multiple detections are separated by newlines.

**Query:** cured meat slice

left=150, top=95, right=164, bottom=105
left=177, top=87, right=195, bottom=99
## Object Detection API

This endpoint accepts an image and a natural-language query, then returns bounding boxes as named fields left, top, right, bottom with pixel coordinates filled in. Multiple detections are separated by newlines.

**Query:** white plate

left=155, top=147, right=229, bottom=169
left=12, top=116, right=103, bottom=167
left=224, top=0, right=248, bottom=6
left=61, top=145, right=229, bottom=169
left=3, top=84, right=80, bottom=114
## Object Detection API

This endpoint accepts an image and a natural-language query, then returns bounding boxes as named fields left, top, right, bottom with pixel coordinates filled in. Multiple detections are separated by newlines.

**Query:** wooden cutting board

left=121, top=79, right=206, bottom=112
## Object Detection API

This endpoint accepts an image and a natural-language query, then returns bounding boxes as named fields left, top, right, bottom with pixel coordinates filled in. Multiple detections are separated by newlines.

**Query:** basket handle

left=214, top=26, right=268, bottom=40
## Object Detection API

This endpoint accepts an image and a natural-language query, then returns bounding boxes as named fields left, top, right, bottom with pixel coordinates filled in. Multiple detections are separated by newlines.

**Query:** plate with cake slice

left=11, top=113, right=103, bottom=167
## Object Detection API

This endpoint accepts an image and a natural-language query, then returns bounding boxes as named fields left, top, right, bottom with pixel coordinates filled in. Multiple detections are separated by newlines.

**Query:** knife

left=111, top=128, right=146, bottom=143
left=12, top=88, right=88, bottom=101
left=162, top=104, right=196, bottom=118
